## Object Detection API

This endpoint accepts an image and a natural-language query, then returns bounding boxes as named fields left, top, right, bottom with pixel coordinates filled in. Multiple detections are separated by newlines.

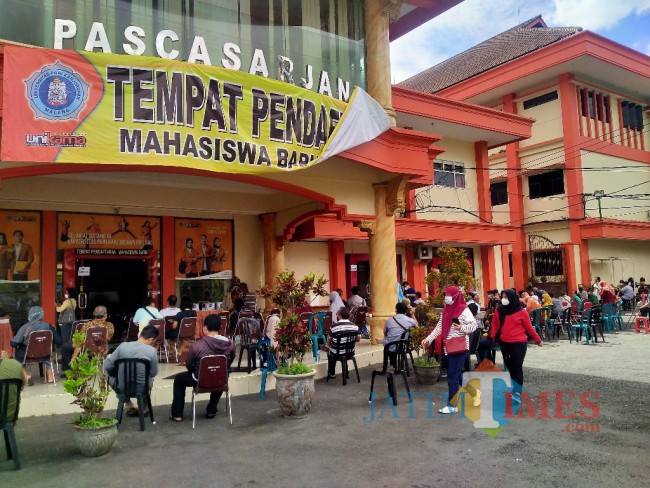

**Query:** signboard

left=77, top=266, right=90, bottom=276
left=2, top=46, right=391, bottom=174
left=58, top=213, right=161, bottom=250
left=0, top=210, right=41, bottom=282
left=175, top=219, right=233, bottom=280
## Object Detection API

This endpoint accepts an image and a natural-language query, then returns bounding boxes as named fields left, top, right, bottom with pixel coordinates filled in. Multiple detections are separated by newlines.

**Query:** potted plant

left=63, top=331, right=118, bottom=457
left=410, top=306, right=440, bottom=384
left=258, top=271, right=328, bottom=418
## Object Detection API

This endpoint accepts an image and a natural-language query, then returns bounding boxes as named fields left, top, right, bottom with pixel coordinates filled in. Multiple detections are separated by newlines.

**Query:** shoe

left=327, top=374, right=336, bottom=380
left=439, top=406, right=458, bottom=414
left=205, top=412, right=217, bottom=419
left=169, top=416, right=183, bottom=422
left=440, top=368, right=448, bottom=378
left=27, top=377, right=34, bottom=387
left=473, top=390, right=481, bottom=407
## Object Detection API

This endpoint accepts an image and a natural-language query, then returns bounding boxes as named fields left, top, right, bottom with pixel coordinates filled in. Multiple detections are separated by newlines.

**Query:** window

left=433, top=160, right=465, bottom=188
left=533, top=250, right=564, bottom=277
left=528, top=169, right=565, bottom=199
left=490, top=181, right=508, bottom=206
left=579, top=89, right=611, bottom=123
left=523, top=91, right=558, bottom=110
left=621, top=101, right=644, bottom=131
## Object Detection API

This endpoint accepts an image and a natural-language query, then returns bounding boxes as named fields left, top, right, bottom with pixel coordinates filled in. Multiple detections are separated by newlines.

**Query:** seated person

left=413, top=291, right=425, bottom=306
left=0, top=350, right=29, bottom=417
left=526, top=295, right=541, bottom=314
left=61, top=305, right=115, bottom=373
left=347, top=286, right=366, bottom=308
left=382, top=302, right=417, bottom=368
left=326, top=307, right=359, bottom=380
left=170, top=315, right=235, bottom=422
left=133, top=297, right=163, bottom=333
left=264, top=309, right=281, bottom=348
left=103, top=325, right=159, bottom=417
left=160, top=295, right=181, bottom=318
left=167, top=296, right=197, bottom=340
left=587, top=287, right=600, bottom=306
left=10, top=306, right=60, bottom=386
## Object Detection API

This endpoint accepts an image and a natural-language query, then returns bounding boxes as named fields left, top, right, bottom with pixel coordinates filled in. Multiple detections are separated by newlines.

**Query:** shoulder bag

left=443, top=315, right=469, bottom=355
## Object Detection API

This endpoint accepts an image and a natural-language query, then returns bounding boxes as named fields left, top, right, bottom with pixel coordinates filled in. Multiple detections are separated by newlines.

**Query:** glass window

left=528, top=169, right=565, bottom=199
left=490, top=181, right=508, bottom=206
left=433, top=160, right=466, bottom=188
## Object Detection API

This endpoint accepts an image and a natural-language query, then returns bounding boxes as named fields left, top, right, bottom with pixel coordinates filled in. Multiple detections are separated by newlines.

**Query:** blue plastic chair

left=613, top=301, right=625, bottom=330
left=309, top=311, right=328, bottom=362
left=257, top=338, right=277, bottom=400
left=599, top=303, right=615, bottom=332
left=529, top=309, right=543, bottom=339
left=570, top=308, right=592, bottom=344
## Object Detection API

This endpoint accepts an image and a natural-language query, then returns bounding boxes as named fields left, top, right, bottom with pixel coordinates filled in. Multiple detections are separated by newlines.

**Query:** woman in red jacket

left=491, top=289, right=543, bottom=400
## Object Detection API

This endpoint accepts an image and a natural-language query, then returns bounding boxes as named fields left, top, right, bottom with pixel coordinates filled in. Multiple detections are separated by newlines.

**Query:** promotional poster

left=0, top=210, right=41, bottom=282
left=175, top=219, right=233, bottom=280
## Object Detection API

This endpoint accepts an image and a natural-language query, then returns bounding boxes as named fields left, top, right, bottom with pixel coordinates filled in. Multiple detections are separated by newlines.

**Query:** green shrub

left=276, top=362, right=313, bottom=375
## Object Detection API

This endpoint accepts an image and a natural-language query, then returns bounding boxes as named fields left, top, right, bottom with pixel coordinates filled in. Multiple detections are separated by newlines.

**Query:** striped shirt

left=425, top=308, right=477, bottom=355
left=328, top=320, right=358, bottom=355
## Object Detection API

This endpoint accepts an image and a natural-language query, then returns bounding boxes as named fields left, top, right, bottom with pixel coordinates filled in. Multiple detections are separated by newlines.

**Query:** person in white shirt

left=159, top=295, right=181, bottom=318
left=133, top=297, right=163, bottom=332
left=413, top=291, right=425, bottom=306
left=347, top=286, right=366, bottom=308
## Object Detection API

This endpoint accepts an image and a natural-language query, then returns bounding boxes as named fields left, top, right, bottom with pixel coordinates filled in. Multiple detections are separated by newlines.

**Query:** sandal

left=169, top=416, right=183, bottom=422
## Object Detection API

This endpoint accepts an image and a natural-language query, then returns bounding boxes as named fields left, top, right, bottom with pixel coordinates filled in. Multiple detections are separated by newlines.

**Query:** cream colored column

left=261, top=213, right=285, bottom=308
left=364, top=181, right=403, bottom=344
left=364, top=0, right=400, bottom=125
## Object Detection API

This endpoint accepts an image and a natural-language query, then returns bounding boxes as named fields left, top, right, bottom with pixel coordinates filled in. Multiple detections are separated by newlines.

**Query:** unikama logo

left=25, top=61, right=89, bottom=120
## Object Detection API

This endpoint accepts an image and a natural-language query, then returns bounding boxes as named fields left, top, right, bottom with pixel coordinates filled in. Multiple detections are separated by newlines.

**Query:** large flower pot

left=413, top=364, right=440, bottom=385
left=273, top=369, right=316, bottom=419
left=73, top=420, right=118, bottom=457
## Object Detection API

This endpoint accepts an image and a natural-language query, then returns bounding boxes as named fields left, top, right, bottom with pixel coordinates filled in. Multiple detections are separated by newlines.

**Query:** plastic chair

left=124, top=319, right=139, bottom=342
left=613, top=301, right=625, bottom=330
left=570, top=308, right=593, bottom=344
left=150, top=318, right=169, bottom=363
left=634, top=316, right=650, bottom=333
left=326, top=331, right=360, bottom=385
left=22, top=330, right=56, bottom=385
left=216, top=311, right=230, bottom=336
left=309, top=312, right=328, bottom=362
left=70, top=320, right=90, bottom=342
left=172, top=317, right=197, bottom=362
left=529, top=309, right=543, bottom=339
left=236, top=317, right=260, bottom=373
left=0, top=378, right=22, bottom=470
left=257, top=338, right=277, bottom=400
left=83, top=326, right=109, bottom=357
left=369, top=339, right=412, bottom=406
left=114, top=358, right=154, bottom=431
left=599, top=303, right=615, bottom=333
left=191, top=355, right=232, bottom=428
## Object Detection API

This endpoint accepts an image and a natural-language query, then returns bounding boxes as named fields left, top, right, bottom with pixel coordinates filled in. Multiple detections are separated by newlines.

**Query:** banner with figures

left=175, top=219, right=233, bottom=280
left=1, top=45, right=391, bottom=174
left=57, top=213, right=161, bottom=250
left=0, top=210, right=41, bottom=282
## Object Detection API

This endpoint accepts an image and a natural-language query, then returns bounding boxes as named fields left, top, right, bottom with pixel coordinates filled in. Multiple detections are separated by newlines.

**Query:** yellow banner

left=2, top=46, right=390, bottom=174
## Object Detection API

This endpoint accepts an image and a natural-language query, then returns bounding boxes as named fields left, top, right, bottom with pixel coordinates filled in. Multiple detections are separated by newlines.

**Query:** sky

left=390, top=0, right=650, bottom=83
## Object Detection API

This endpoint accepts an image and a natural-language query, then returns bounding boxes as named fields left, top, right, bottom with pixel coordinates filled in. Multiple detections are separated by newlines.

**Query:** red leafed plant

left=258, top=271, right=328, bottom=370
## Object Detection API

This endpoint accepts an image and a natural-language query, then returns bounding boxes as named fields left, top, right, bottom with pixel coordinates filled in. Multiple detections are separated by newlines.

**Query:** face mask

left=444, top=296, right=454, bottom=305
left=501, top=298, right=510, bottom=306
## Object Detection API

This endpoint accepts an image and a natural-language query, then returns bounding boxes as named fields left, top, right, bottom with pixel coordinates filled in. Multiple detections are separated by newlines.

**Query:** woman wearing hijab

left=541, top=293, right=553, bottom=308
left=599, top=281, right=617, bottom=304
left=10, top=306, right=60, bottom=385
left=421, top=286, right=478, bottom=414
left=328, top=291, right=345, bottom=324
left=491, top=289, right=543, bottom=402
left=526, top=294, right=542, bottom=314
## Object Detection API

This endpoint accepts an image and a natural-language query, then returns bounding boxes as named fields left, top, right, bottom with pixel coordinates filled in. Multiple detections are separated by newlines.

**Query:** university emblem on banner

left=24, top=61, right=89, bottom=120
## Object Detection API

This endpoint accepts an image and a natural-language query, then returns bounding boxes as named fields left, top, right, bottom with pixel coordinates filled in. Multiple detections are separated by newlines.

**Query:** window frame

left=528, top=169, right=565, bottom=200
left=433, top=160, right=466, bottom=189
left=490, top=181, right=509, bottom=206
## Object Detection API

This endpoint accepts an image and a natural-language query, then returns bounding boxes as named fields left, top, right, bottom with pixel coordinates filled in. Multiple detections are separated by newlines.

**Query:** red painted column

left=405, top=245, right=427, bottom=296
left=42, top=210, right=57, bottom=324
left=480, top=245, right=497, bottom=302
left=328, top=240, right=346, bottom=293
left=503, top=93, right=528, bottom=290
left=559, top=73, right=589, bottom=285
left=475, top=141, right=492, bottom=223
left=501, top=245, right=510, bottom=289
left=161, top=216, right=175, bottom=302
left=563, top=243, right=578, bottom=295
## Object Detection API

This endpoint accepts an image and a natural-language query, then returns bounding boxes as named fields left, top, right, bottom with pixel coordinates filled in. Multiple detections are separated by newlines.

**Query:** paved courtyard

left=1, top=331, right=649, bottom=487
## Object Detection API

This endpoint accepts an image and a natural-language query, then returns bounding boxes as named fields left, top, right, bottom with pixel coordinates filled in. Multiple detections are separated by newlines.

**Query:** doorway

left=76, top=258, right=148, bottom=341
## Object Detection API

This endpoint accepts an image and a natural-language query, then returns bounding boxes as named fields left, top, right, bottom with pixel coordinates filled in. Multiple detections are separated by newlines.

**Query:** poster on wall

left=175, top=219, right=233, bottom=280
left=0, top=210, right=41, bottom=282
left=1, top=46, right=391, bottom=174
left=58, top=213, right=161, bottom=251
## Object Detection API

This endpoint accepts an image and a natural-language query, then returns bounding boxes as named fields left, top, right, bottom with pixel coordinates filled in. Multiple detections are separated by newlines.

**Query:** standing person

left=10, top=306, right=60, bottom=385
left=168, top=296, right=196, bottom=340
left=228, top=297, right=246, bottom=332
left=133, top=297, right=163, bottom=333
left=0, top=232, right=11, bottom=280
left=181, top=238, right=198, bottom=278
left=104, top=325, right=159, bottom=417
left=347, top=287, right=367, bottom=308
left=466, top=292, right=480, bottom=316
left=10, top=230, right=34, bottom=281
left=170, top=315, right=235, bottom=422
left=198, top=234, right=212, bottom=276
left=160, top=295, right=181, bottom=318
left=490, top=289, right=543, bottom=402
left=421, top=286, right=478, bottom=414
left=592, top=277, right=601, bottom=293
left=328, top=291, right=345, bottom=324
left=211, top=237, right=227, bottom=273
left=55, top=288, right=77, bottom=344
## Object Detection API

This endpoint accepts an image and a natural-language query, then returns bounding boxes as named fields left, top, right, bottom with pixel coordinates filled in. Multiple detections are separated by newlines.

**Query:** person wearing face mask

left=490, top=289, right=543, bottom=402
left=421, top=286, right=478, bottom=414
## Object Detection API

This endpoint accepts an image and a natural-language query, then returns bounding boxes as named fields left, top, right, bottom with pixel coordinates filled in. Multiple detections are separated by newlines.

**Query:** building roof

left=398, top=15, right=581, bottom=94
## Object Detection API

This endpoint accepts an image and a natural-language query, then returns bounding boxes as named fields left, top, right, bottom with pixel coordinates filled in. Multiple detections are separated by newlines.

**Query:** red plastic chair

left=148, top=318, right=168, bottom=362
left=172, top=317, right=197, bottom=362
left=191, top=355, right=232, bottom=428
left=22, top=330, right=56, bottom=385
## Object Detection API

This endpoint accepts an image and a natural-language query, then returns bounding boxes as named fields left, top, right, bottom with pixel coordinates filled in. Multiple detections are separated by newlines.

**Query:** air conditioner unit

left=416, top=246, right=432, bottom=260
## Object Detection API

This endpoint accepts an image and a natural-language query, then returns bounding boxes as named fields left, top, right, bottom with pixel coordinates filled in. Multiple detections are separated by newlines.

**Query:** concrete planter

left=273, top=369, right=316, bottom=419
left=73, top=420, right=118, bottom=457
left=413, top=364, right=440, bottom=385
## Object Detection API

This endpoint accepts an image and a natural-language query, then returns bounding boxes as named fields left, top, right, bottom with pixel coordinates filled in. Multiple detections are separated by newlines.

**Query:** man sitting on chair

left=104, top=325, right=159, bottom=417
left=61, top=305, right=114, bottom=374
left=170, top=315, right=235, bottom=422
left=326, top=307, right=359, bottom=380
